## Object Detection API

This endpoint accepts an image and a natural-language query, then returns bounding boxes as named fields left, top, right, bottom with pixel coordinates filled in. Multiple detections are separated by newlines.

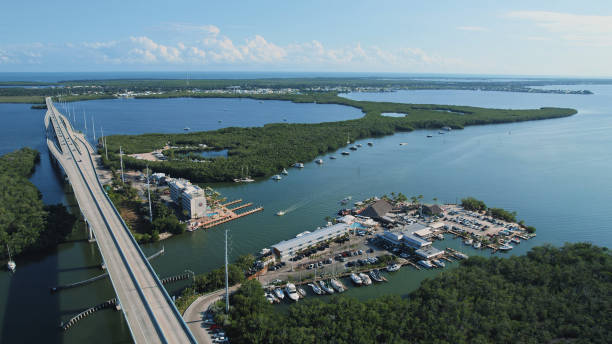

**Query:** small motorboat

left=339, top=196, right=352, bottom=204
left=330, top=279, right=345, bottom=292
left=265, top=292, right=277, bottom=304
left=356, top=144, right=362, bottom=147
left=399, top=142, right=408, bottom=146
left=349, top=146, right=358, bottom=151
left=6, top=245, right=15, bottom=273
left=359, top=273, right=372, bottom=286
left=426, top=135, right=433, bottom=138
left=499, top=243, right=514, bottom=251
left=350, top=273, right=362, bottom=285
left=319, top=280, right=334, bottom=294
left=432, top=259, right=445, bottom=268
left=293, top=162, right=304, bottom=168
left=418, top=260, right=433, bottom=269
left=329, top=156, right=337, bottom=159
left=272, top=174, right=282, bottom=181
left=274, top=288, right=285, bottom=300
left=436, top=233, right=444, bottom=240
left=308, top=283, right=323, bottom=295
left=315, top=159, right=324, bottom=164
left=341, top=151, right=350, bottom=155
left=285, top=283, right=300, bottom=302
left=297, top=287, right=307, bottom=298
left=386, top=264, right=401, bottom=272
left=276, top=210, right=286, bottom=216
left=281, top=168, right=289, bottom=175
left=184, top=127, right=190, bottom=131
left=367, top=142, right=373, bottom=146
left=369, top=269, right=383, bottom=282
left=511, top=237, right=521, bottom=244
left=464, top=238, right=473, bottom=245
left=473, top=241, right=482, bottom=249
left=455, top=252, right=469, bottom=259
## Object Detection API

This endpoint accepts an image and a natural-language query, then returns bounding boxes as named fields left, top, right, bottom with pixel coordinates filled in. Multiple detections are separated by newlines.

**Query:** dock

left=190, top=196, right=263, bottom=231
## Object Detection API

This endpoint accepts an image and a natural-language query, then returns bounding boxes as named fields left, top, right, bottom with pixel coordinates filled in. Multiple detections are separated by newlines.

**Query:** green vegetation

left=461, top=197, right=487, bottom=212
left=461, top=196, right=526, bottom=227
left=0, top=148, right=77, bottom=258
left=489, top=207, right=517, bottom=223
left=103, top=92, right=576, bottom=183
left=222, top=243, right=611, bottom=344
left=175, top=254, right=255, bottom=313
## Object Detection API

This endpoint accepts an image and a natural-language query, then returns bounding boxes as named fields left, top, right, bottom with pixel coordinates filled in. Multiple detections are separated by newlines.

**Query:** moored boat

left=369, top=269, right=383, bottom=282
left=329, top=156, right=337, bottom=159
left=350, top=273, right=362, bottom=285
left=274, top=288, right=285, bottom=299
left=293, top=162, right=304, bottom=168
left=359, top=273, right=372, bottom=286
left=418, top=260, right=434, bottom=268
left=464, top=238, right=473, bottom=245
left=319, top=280, right=334, bottom=294
left=473, top=241, right=482, bottom=249
left=432, top=259, right=445, bottom=268
left=6, top=244, right=15, bottom=273
left=436, top=233, right=444, bottom=240
left=308, top=282, right=323, bottom=295
left=341, top=151, right=350, bottom=155
left=511, top=237, right=521, bottom=244
left=367, top=142, right=373, bottom=146
left=285, top=283, right=300, bottom=302
left=386, top=263, right=401, bottom=272
left=499, top=243, right=514, bottom=251
left=281, top=168, right=289, bottom=175
left=330, top=278, right=345, bottom=292
left=356, top=144, right=362, bottom=147
left=297, top=286, right=307, bottom=298
left=455, top=252, right=469, bottom=259
left=272, top=174, right=282, bottom=181
left=315, top=159, right=324, bottom=164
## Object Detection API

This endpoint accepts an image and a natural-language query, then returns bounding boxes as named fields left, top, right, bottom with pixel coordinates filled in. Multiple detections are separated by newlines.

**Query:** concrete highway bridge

left=44, top=97, right=197, bottom=344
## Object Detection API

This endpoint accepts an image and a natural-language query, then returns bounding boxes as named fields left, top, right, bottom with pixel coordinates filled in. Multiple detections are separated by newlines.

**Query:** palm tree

left=433, top=197, right=438, bottom=204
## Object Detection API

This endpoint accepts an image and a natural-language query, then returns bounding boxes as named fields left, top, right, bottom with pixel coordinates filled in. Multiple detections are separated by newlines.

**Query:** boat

left=356, top=144, right=362, bottom=147
left=341, top=151, right=350, bottom=155
left=455, top=252, right=469, bottom=259
left=426, top=135, right=433, bottom=138
left=369, top=269, right=383, bottom=282
left=183, top=127, right=190, bottom=131
left=418, top=260, right=434, bottom=269
left=276, top=210, right=286, bottom=216
left=319, top=280, right=334, bottom=294
left=350, top=273, right=362, bottom=285
left=339, top=196, right=352, bottom=204
left=473, top=241, right=482, bottom=249
left=6, top=244, right=15, bottom=273
left=511, top=237, right=521, bottom=244
left=234, top=167, right=255, bottom=183
left=285, top=283, right=300, bottom=302
left=436, top=233, right=444, bottom=240
left=330, top=278, right=345, bottom=292
left=432, top=259, right=445, bottom=268
left=260, top=248, right=271, bottom=256
left=293, top=162, right=304, bottom=168
left=295, top=231, right=311, bottom=238
left=297, top=286, right=307, bottom=298
left=359, top=273, right=372, bottom=285
left=367, top=142, right=373, bottom=146
left=274, top=288, right=285, bottom=300
left=499, top=243, right=514, bottom=251
left=349, top=146, right=358, bottom=151
left=438, top=131, right=445, bottom=135
left=265, top=292, right=276, bottom=304
left=329, top=156, right=337, bottom=159
left=272, top=174, right=282, bottom=181
left=315, top=159, right=324, bottom=164
left=399, top=142, right=408, bottom=146
left=346, top=133, right=350, bottom=144
left=464, top=238, right=473, bottom=245
left=386, top=263, right=401, bottom=272
left=281, top=168, right=289, bottom=175
left=308, top=282, right=323, bottom=295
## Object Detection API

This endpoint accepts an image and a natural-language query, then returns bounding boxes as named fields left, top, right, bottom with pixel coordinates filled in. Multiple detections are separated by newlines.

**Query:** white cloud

left=457, top=26, right=488, bottom=32
left=508, top=11, right=612, bottom=46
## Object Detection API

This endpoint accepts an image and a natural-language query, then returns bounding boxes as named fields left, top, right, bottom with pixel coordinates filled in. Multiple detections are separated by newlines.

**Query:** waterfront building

left=167, top=177, right=207, bottom=218
left=415, top=246, right=445, bottom=259
left=271, top=223, right=349, bottom=261
left=360, top=199, right=393, bottom=220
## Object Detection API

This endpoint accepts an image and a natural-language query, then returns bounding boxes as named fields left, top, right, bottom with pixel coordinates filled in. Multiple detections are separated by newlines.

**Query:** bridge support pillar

left=86, top=219, right=96, bottom=243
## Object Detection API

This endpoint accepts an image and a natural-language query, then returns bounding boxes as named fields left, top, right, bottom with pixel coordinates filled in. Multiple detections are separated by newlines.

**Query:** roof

left=415, top=246, right=445, bottom=259
left=360, top=199, right=393, bottom=219
left=402, top=233, right=432, bottom=248
left=272, top=223, right=349, bottom=253
left=430, top=222, right=445, bottom=229
left=423, top=204, right=443, bottom=214
left=403, top=223, right=429, bottom=233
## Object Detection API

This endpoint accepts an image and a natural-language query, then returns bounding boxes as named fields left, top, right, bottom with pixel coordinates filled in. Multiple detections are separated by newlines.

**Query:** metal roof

left=272, top=223, right=349, bottom=253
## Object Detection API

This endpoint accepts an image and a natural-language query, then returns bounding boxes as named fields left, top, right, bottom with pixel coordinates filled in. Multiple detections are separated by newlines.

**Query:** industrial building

left=167, top=178, right=207, bottom=219
left=271, top=223, right=349, bottom=261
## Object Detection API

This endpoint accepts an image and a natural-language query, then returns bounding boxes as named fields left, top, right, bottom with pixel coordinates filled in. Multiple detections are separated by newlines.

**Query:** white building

left=272, top=223, right=349, bottom=261
left=167, top=178, right=207, bottom=219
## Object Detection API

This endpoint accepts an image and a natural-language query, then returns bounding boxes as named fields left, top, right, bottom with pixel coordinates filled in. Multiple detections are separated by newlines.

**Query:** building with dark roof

left=360, top=199, right=393, bottom=219
left=423, top=204, right=443, bottom=216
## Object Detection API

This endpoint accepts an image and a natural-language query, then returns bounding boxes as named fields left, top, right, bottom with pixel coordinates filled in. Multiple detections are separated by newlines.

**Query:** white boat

left=464, top=238, right=473, bottom=245
left=285, top=283, right=300, bottom=302
left=369, top=269, right=383, bottom=282
left=272, top=174, right=282, bottom=181
left=260, top=248, right=271, bottom=256
left=308, top=283, right=323, bottom=295
left=436, top=233, right=444, bottom=240
left=297, top=287, right=307, bottom=298
left=265, top=292, right=276, bottom=304
left=6, top=244, right=15, bottom=273
left=359, top=273, right=372, bottom=285
left=386, top=264, right=401, bottom=272
left=432, top=259, right=445, bottom=268
left=350, top=273, right=362, bottom=285
left=341, top=151, right=350, bottom=155
left=399, top=142, right=408, bottom=146
left=293, top=162, right=304, bottom=168
left=330, top=278, right=345, bottom=292
left=473, top=241, right=482, bottom=249
left=356, top=144, right=362, bottom=147
left=183, top=127, right=190, bottom=131
left=274, top=288, right=285, bottom=299
left=329, top=156, right=337, bottom=159
left=511, top=237, right=521, bottom=244
left=499, top=243, right=514, bottom=251
left=276, top=210, right=286, bottom=216
left=455, top=252, right=469, bottom=259
left=418, top=260, right=434, bottom=268
left=319, top=280, right=334, bottom=294
left=281, top=168, right=289, bottom=175
left=315, top=159, right=324, bottom=164
left=234, top=167, right=255, bottom=183
left=295, top=231, right=311, bottom=238
left=339, top=196, right=352, bottom=204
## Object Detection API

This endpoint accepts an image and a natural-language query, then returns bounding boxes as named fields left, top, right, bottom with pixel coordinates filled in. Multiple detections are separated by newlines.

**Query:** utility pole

left=225, top=229, right=229, bottom=313
left=120, top=146, right=125, bottom=183
left=92, top=116, right=96, bottom=142
left=146, top=165, right=153, bottom=223
left=83, top=111, right=87, bottom=138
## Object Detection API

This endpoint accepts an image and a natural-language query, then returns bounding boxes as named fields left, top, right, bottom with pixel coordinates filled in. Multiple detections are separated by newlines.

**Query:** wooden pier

left=221, top=199, right=242, bottom=207
left=228, top=202, right=253, bottom=211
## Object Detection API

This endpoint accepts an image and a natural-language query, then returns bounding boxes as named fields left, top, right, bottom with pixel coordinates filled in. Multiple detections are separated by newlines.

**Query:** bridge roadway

left=44, top=97, right=197, bottom=344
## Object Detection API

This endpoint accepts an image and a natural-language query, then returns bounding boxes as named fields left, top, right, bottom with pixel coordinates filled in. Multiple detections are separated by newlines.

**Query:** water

left=1, top=86, right=612, bottom=343
left=198, top=150, right=228, bottom=158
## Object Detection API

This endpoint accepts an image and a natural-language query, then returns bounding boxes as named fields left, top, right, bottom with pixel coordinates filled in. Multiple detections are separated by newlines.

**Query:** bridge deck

left=45, top=97, right=196, bottom=344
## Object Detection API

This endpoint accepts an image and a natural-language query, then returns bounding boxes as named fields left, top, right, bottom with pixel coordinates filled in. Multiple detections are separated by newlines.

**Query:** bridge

left=44, top=97, right=197, bottom=344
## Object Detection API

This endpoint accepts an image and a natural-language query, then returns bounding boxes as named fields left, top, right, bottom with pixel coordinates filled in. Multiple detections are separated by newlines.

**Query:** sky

left=1, top=0, right=612, bottom=76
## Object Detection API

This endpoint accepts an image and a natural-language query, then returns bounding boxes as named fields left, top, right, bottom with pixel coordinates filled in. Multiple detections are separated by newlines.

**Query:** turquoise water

left=1, top=86, right=612, bottom=343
